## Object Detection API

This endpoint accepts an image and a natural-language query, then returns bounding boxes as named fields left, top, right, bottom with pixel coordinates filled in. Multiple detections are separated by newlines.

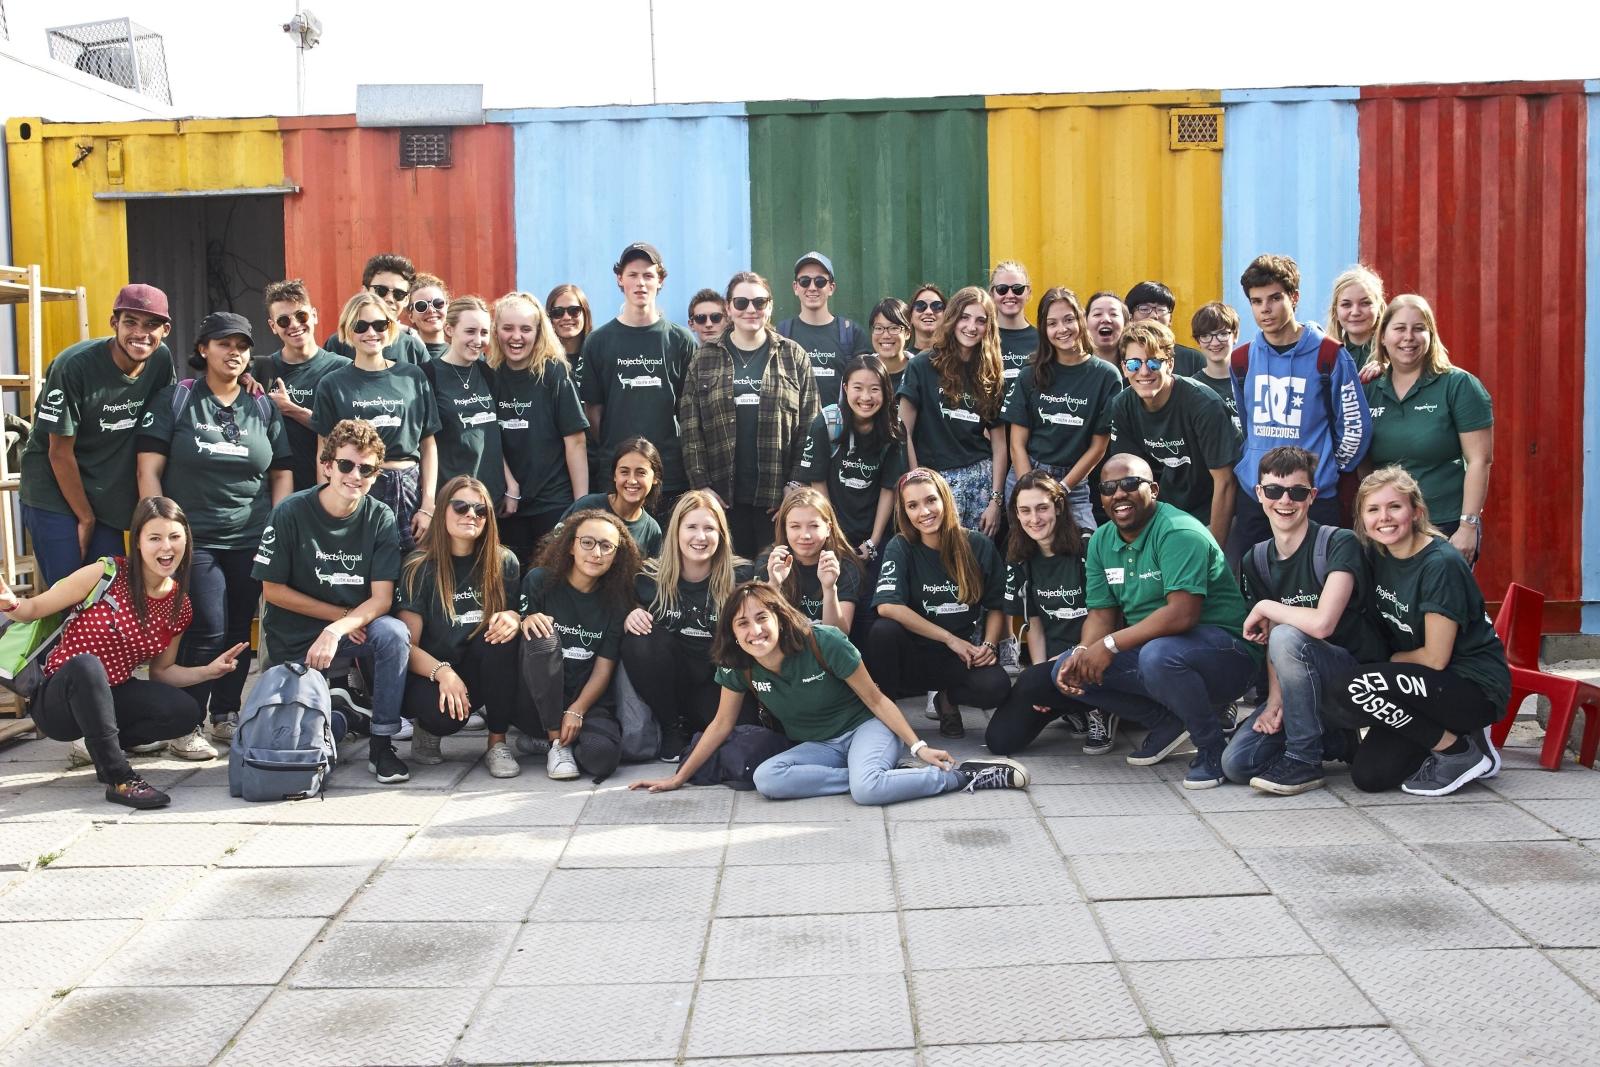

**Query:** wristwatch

left=1459, top=514, right=1482, bottom=528
left=1103, top=634, right=1120, bottom=654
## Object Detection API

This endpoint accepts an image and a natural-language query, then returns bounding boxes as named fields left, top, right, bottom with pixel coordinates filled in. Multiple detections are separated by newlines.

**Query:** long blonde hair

left=647, top=490, right=741, bottom=620
left=1372, top=293, right=1454, bottom=377
left=1325, top=264, right=1387, bottom=346
left=399, top=475, right=511, bottom=639
left=893, top=469, right=984, bottom=606
left=1352, top=465, right=1445, bottom=553
left=488, top=291, right=566, bottom=375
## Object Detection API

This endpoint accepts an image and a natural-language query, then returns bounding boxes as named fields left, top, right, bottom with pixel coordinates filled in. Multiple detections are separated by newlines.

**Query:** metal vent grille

left=46, top=18, right=171, bottom=103
left=1169, top=108, right=1224, bottom=150
left=399, top=129, right=453, bottom=169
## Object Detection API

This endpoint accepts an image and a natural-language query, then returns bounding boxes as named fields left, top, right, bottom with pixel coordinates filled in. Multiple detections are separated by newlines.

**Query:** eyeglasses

left=352, top=319, right=390, bottom=335
left=1197, top=330, right=1234, bottom=345
left=410, top=298, right=446, bottom=314
left=369, top=284, right=409, bottom=301
left=1258, top=484, right=1315, bottom=502
left=1097, top=475, right=1154, bottom=497
left=692, top=312, right=725, bottom=326
left=576, top=535, right=619, bottom=556
left=912, top=300, right=944, bottom=313
left=448, top=499, right=490, bottom=517
left=549, top=305, right=584, bottom=320
left=730, top=296, right=770, bottom=311
left=274, top=309, right=311, bottom=330
left=795, top=275, right=831, bottom=289
left=333, top=458, right=380, bottom=479
left=216, top=407, right=240, bottom=444
left=991, top=283, right=1029, bottom=297
left=1122, top=357, right=1170, bottom=373
left=870, top=323, right=906, bottom=335
left=1133, top=303, right=1171, bottom=317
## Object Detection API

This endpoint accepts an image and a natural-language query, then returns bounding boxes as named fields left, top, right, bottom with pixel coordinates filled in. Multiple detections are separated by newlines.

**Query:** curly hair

left=535, top=509, right=643, bottom=617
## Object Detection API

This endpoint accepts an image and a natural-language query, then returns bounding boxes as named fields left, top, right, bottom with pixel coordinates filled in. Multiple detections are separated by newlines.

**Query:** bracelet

left=419, top=509, right=433, bottom=517
left=909, top=739, right=928, bottom=757
left=980, top=640, right=998, bottom=652
left=504, top=493, right=521, bottom=501
left=563, top=709, right=585, bottom=721
left=988, top=490, right=1002, bottom=503
left=428, top=662, right=451, bottom=682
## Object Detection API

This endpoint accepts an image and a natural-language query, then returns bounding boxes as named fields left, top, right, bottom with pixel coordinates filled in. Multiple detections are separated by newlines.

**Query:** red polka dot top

left=46, top=559, right=193, bottom=686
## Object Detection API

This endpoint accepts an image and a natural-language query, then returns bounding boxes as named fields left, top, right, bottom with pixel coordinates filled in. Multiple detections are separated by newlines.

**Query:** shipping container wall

left=496, top=104, right=752, bottom=325
left=1220, top=89, right=1361, bottom=330
left=4, top=117, right=284, bottom=367
left=1359, top=82, right=1589, bottom=623
left=747, top=98, right=989, bottom=326
left=281, top=118, right=515, bottom=330
left=1584, top=82, right=1599, bottom=635
left=986, top=92, right=1223, bottom=345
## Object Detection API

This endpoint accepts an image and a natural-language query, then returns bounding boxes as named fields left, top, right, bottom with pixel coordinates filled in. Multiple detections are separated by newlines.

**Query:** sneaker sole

left=1126, top=730, right=1191, bottom=767
left=166, top=746, right=218, bottom=762
left=1182, top=775, right=1225, bottom=790
left=366, top=761, right=411, bottom=784
left=959, top=756, right=1030, bottom=789
left=547, top=769, right=581, bottom=781
left=1249, top=775, right=1327, bottom=796
left=1479, top=728, right=1503, bottom=778
left=1401, top=754, right=1492, bottom=797
left=485, top=763, right=522, bottom=779
left=408, top=753, right=445, bottom=766
left=1081, top=740, right=1114, bottom=756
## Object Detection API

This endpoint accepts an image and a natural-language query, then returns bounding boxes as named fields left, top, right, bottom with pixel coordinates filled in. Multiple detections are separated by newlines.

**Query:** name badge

left=1105, top=567, right=1125, bottom=586
left=735, top=393, right=760, bottom=406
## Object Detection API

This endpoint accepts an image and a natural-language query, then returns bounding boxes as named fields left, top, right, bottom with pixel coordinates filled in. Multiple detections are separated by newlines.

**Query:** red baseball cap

left=112, top=283, right=171, bottom=323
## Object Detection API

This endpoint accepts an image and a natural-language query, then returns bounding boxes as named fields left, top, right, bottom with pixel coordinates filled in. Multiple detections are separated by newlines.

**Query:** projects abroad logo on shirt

left=921, top=580, right=965, bottom=614
left=1143, top=437, right=1191, bottom=467
left=254, top=524, right=278, bottom=566
left=1038, top=392, right=1087, bottom=426
left=313, top=546, right=366, bottom=586
left=874, top=558, right=897, bottom=594
left=556, top=620, right=606, bottom=659
left=348, top=396, right=403, bottom=430
left=615, top=354, right=665, bottom=391
left=98, top=397, right=144, bottom=433
left=1375, top=584, right=1415, bottom=635
left=837, top=455, right=879, bottom=491
left=36, top=388, right=66, bottom=423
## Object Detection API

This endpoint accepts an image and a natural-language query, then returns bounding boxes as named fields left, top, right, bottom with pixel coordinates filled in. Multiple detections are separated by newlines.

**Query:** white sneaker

left=462, top=711, right=487, bottom=733
left=924, top=692, right=939, bottom=721
left=167, top=728, right=218, bottom=761
left=546, top=742, right=579, bottom=781
left=206, top=713, right=238, bottom=744
left=484, top=741, right=521, bottom=779
left=125, top=741, right=166, bottom=754
left=68, top=737, right=93, bottom=769
left=392, top=718, right=414, bottom=742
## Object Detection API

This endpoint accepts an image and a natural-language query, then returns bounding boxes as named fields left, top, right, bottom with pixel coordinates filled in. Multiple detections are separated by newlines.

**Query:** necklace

left=446, top=358, right=491, bottom=406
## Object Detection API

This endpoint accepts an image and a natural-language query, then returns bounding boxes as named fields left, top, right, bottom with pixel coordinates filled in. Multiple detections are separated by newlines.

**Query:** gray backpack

left=229, top=662, right=338, bottom=801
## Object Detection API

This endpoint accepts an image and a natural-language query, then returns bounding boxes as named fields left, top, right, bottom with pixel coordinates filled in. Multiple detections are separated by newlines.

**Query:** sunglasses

left=448, top=499, right=490, bottom=517
left=795, top=275, right=831, bottom=289
left=333, top=458, right=380, bottom=478
left=912, top=299, right=945, bottom=313
left=549, top=305, right=584, bottom=320
left=216, top=407, right=240, bottom=444
left=369, top=284, right=409, bottom=301
left=1097, top=475, right=1154, bottom=497
left=730, top=296, right=770, bottom=311
left=352, top=319, right=391, bottom=335
left=1258, top=484, right=1315, bottom=502
left=411, top=298, right=446, bottom=314
left=692, top=312, right=725, bottom=326
left=1122, top=357, right=1169, bottom=373
left=274, top=309, right=311, bottom=330
left=991, top=283, right=1029, bottom=297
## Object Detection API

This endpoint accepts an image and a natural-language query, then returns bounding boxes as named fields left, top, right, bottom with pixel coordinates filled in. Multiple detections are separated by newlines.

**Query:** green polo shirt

left=716, top=623, right=870, bottom=742
left=1241, top=522, right=1387, bottom=663
left=1002, top=358, right=1121, bottom=471
left=1364, top=368, right=1493, bottom=522
left=871, top=528, right=1005, bottom=639
left=1107, top=375, right=1240, bottom=523
left=1005, top=551, right=1088, bottom=658
left=397, top=547, right=521, bottom=663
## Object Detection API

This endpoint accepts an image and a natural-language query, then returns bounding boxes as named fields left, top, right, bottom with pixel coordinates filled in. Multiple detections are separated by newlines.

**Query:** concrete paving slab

left=342, top=866, right=542, bottom=923
left=1286, top=888, right=1527, bottom=950
left=703, top=912, right=903, bottom=979
left=1362, top=802, right=1564, bottom=843
left=923, top=1039, right=1164, bottom=1066
left=0, top=864, right=201, bottom=920
left=717, top=860, right=895, bottom=915
left=500, top=918, right=708, bottom=985
left=1164, top=1027, right=1423, bottom=1066
left=1097, top=894, right=1318, bottom=961
left=1071, top=850, right=1266, bottom=900
left=727, top=821, right=888, bottom=866
left=688, top=974, right=911, bottom=1058
left=221, top=987, right=480, bottom=1066
left=0, top=986, right=269, bottom=1067
left=893, top=857, right=1081, bottom=909
left=904, top=903, right=1111, bottom=968
left=164, top=865, right=373, bottom=919
left=530, top=865, right=718, bottom=921
left=913, top=963, right=1144, bottom=1044
left=1125, top=955, right=1383, bottom=1033
left=460, top=982, right=691, bottom=1064
left=1046, top=813, right=1226, bottom=855
left=83, top=917, right=324, bottom=986
left=290, top=920, right=518, bottom=988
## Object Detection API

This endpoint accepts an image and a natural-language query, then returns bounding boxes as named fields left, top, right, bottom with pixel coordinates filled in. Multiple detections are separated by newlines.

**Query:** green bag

left=0, top=557, right=119, bottom=702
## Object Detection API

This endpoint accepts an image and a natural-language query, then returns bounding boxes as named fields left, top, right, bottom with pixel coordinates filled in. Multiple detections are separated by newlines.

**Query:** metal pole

left=295, top=1, right=306, bottom=115
left=648, top=0, right=657, bottom=104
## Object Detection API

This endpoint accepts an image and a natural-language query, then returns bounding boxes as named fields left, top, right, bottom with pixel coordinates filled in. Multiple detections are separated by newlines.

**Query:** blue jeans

left=1065, top=481, right=1095, bottom=533
left=331, top=616, right=410, bottom=738
left=1221, top=625, right=1366, bottom=781
left=180, top=547, right=260, bottom=718
left=22, top=504, right=124, bottom=587
left=1055, top=625, right=1257, bottom=755
left=752, top=716, right=963, bottom=806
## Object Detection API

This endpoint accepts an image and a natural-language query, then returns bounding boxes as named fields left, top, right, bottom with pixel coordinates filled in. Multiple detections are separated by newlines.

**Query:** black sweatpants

left=500, top=508, right=564, bottom=569
left=404, top=630, right=529, bottom=737
left=520, top=634, right=621, bottom=779
left=985, top=661, right=1095, bottom=755
left=864, top=617, right=1012, bottom=710
left=32, top=655, right=203, bottom=781
left=1334, top=662, right=1501, bottom=793
left=727, top=502, right=771, bottom=561
left=622, top=628, right=723, bottom=731
left=179, top=547, right=259, bottom=718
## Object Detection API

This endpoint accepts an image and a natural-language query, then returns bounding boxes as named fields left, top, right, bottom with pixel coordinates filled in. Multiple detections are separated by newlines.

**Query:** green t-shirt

left=424, top=341, right=448, bottom=360
left=310, top=362, right=441, bottom=463
left=872, top=529, right=1005, bottom=639
left=634, top=564, right=754, bottom=657
left=1364, top=368, right=1493, bottom=522
left=562, top=493, right=663, bottom=558
left=1173, top=344, right=1206, bottom=379
left=323, top=330, right=429, bottom=365
left=782, top=317, right=871, bottom=408
left=20, top=337, right=175, bottom=529
left=1241, top=523, right=1387, bottom=664
left=136, top=381, right=293, bottom=550
left=426, top=358, right=505, bottom=501
left=252, top=488, right=403, bottom=664
left=497, top=360, right=589, bottom=515
left=1107, top=375, right=1241, bottom=523
left=756, top=552, right=864, bottom=622
left=254, top=348, right=352, bottom=491
left=998, top=325, right=1038, bottom=385
left=578, top=317, right=697, bottom=492
left=715, top=623, right=870, bottom=742
left=397, top=547, right=521, bottom=663
left=1084, top=502, right=1258, bottom=660
left=1189, top=369, right=1244, bottom=442
left=896, top=352, right=998, bottom=471
left=731, top=340, right=771, bottom=505
left=1005, top=551, right=1088, bottom=657
left=522, top=566, right=627, bottom=699
left=1368, top=537, right=1510, bottom=707
left=1001, top=358, right=1120, bottom=471
left=791, top=415, right=907, bottom=548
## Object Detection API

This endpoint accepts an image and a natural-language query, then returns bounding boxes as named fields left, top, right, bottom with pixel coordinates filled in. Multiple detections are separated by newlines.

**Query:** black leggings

left=986, top=661, right=1094, bottom=755
left=520, top=634, right=621, bottom=779
left=864, top=617, right=1012, bottom=709
left=32, top=655, right=203, bottom=781
left=622, top=628, right=723, bottom=731
left=727, top=502, right=771, bottom=560
left=1333, top=662, right=1501, bottom=793
left=500, top=508, right=564, bottom=568
left=180, top=546, right=259, bottom=718
left=403, top=630, right=528, bottom=737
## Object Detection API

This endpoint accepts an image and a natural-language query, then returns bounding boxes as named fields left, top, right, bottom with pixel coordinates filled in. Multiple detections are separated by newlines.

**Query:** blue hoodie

left=1231, top=323, right=1371, bottom=494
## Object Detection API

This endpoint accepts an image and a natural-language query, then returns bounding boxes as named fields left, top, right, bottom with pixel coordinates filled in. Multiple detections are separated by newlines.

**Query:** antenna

left=281, top=5, right=322, bottom=115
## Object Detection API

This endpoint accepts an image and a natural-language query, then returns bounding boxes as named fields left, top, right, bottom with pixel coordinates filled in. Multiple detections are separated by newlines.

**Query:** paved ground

left=2, top=703, right=1600, bottom=1067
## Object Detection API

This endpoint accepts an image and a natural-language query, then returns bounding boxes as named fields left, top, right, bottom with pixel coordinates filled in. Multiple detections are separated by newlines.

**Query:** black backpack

left=1243, top=524, right=1336, bottom=602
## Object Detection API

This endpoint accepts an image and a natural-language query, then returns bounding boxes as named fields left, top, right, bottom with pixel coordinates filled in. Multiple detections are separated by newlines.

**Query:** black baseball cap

left=195, top=311, right=254, bottom=346
left=615, top=242, right=664, bottom=273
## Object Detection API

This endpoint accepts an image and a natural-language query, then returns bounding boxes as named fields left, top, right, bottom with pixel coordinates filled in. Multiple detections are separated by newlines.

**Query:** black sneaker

left=1401, top=744, right=1491, bottom=797
left=1183, top=746, right=1226, bottom=790
left=513, top=731, right=551, bottom=758
left=1126, top=718, right=1190, bottom=766
left=1057, top=709, right=1090, bottom=736
left=1082, top=710, right=1118, bottom=755
left=957, top=757, right=1030, bottom=791
left=1249, top=754, right=1327, bottom=796
left=658, top=718, right=688, bottom=764
left=1323, top=728, right=1362, bottom=764
left=105, top=773, right=170, bottom=810
left=935, top=693, right=965, bottom=739
left=367, top=740, right=411, bottom=784
left=1217, top=703, right=1240, bottom=739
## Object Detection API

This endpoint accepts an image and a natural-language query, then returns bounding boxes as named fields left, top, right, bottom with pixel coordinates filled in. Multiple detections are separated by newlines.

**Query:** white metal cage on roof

left=45, top=17, right=171, bottom=104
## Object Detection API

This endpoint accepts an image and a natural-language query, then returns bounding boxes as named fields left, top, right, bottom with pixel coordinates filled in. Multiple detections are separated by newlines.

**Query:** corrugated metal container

left=1220, top=88, right=1361, bottom=328
left=1583, top=81, right=1600, bottom=636
left=1359, top=81, right=1589, bottom=623
left=280, top=117, right=515, bottom=322
left=494, top=104, right=751, bottom=323
left=986, top=91, right=1223, bottom=344
left=747, top=98, right=989, bottom=326
left=4, top=117, right=285, bottom=366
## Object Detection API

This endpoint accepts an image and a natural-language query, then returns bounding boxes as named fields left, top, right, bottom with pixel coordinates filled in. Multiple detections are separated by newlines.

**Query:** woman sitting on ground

left=632, top=581, right=1028, bottom=804
left=758, top=488, right=861, bottom=632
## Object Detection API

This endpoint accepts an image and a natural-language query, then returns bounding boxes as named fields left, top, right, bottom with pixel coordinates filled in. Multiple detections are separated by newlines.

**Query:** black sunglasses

left=352, top=318, right=390, bottom=335
left=333, top=458, right=380, bottom=478
left=410, top=298, right=446, bottom=314
left=448, top=499, right=490, bottom=517
left=274, top=309, right=311, bottom=330
left=991, top=283, right=1029, bottom=297
left=1097, top=475, right=1155, bottom=497
left=730, top=296, right=771, bottom=311
left=549, top=305, right=584, bottom=320
left=795, top=275, right=831, bottom=289
left=369, top=284, right=409, bottom=301
left=1258, top=484, right=1315, bottom=502
left=912, top=300, right=945, bottom=313
left=692, top=312, right=725, bottom=326
left=216, top=406, right=240, bottom=444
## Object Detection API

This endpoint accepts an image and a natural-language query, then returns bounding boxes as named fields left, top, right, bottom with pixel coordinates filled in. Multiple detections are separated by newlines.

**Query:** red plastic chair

left=1488, top=583, right=1600, bottom=771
